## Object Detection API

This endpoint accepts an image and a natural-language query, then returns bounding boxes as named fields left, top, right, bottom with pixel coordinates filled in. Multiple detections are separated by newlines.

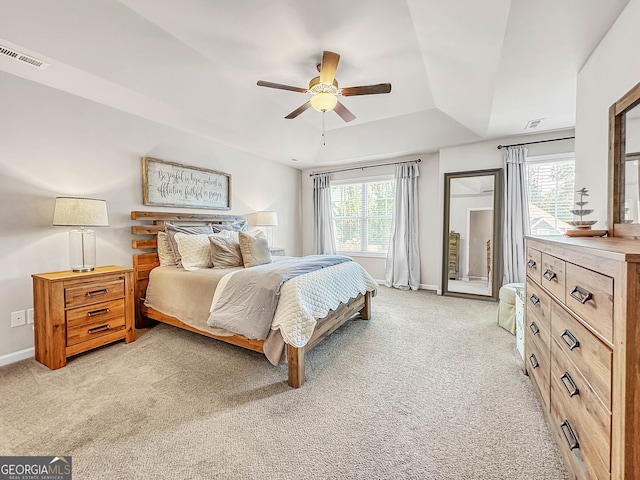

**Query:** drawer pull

left=529, top=294, right=540, bottom=306
left=527, top=259, right=537, bottom=269
left=560, top=329, right=580, bottom=351
left=569, top=285, right=593, bottom=305
left=529, top=353, right=539, bottom=369
left=529, top=322, right=540, bottom=335
left=543, top=269, right=557, bottom=281
left=86, top=288, right=109, bottom=297
left=88, top=324, right=110, bottom=334
left=87, top=308, right=110, bottom=317
left=560, top=420, right=579, bottom=450
left=560, top=372, right=579, bottom=397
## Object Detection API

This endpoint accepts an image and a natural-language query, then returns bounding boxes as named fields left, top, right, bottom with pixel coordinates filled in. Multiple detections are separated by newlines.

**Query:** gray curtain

left=385, top=162, right=420, bottom=290
left=502, top=146, right=530, bottom=285
left=313, top=173, right=336, bottom=254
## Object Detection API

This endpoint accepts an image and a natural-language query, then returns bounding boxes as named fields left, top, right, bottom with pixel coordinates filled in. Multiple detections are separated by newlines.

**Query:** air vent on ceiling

left=525, top=118, right=543, bottom=129
left=0, top=45, right=49, bottom=70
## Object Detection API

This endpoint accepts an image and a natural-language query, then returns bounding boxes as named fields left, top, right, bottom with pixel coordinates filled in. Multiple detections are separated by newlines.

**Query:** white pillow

left=174, top=231, right=230, bottom=271
left=157, top=231, right=177, bottom=267
left=174, top=233, right=212, bottom=271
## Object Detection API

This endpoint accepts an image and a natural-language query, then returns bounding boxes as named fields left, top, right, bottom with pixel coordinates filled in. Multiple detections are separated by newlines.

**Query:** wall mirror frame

left=442, top=168, right=503, bottom=301
left=609, top=80, right=640, bottom=237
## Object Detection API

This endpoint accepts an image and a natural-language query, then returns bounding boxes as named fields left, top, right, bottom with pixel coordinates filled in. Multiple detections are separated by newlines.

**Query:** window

left=526, top=153, right=575, bottom=235
left=331, top=177, right=394, bottom=254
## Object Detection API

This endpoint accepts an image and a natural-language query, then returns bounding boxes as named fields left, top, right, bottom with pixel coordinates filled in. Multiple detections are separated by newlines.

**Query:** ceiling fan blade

left=334, top=101, right=356, bottom=123
left=341, top=83, right=392, bottom=96
left=285, top=101, right=312, bottom=119
left=257, top=80, right=307, bottom=93
left=319, top=51, right=340, bottom=86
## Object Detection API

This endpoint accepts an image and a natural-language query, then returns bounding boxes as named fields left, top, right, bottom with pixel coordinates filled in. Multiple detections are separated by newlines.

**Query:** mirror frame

left=608, top=80, right=640, bottom=236
left=441, top=168, right=503, bottom=301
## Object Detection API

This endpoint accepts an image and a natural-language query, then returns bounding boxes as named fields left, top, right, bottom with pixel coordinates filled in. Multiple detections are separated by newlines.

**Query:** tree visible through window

left=527, top=153, right=575, bottom=235
left=331, top=178, right=394, bottom=254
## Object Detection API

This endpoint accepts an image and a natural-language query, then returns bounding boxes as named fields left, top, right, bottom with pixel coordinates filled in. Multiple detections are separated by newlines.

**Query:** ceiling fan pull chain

left=322, top=111, right=326, bottom=146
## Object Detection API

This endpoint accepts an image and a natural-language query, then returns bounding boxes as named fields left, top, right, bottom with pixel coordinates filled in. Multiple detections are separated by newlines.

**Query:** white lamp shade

left=256, top=211, right=278, bottom=226
left=53, top=197, right=109, bottom=227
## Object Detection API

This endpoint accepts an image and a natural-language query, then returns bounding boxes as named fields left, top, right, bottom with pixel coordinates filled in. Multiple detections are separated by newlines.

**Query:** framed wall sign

left=142, top=157, right=231, bottom=210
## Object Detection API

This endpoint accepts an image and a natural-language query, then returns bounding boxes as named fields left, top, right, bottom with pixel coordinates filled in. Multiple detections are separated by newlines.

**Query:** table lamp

left=256, top=211, right=278, bottom=247
left=53, top=197, right=109, bottom=272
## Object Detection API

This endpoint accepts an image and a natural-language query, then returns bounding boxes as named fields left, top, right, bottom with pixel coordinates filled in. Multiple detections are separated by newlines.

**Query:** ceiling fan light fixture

left=310, top=92, right=338, bottom=112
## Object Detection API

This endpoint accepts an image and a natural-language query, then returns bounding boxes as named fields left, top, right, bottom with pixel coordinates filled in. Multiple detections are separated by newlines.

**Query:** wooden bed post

left=360, top=291, right=372, bottom=320
left=287, top=345, right=305, bottom=388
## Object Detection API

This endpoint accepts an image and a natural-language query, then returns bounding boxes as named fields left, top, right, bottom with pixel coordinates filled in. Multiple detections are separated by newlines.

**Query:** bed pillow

left=165, top=223, right=214, bottom=267
left=174, top=232, right=215, bottom=271
left=238, top=231, right=272, bottom=268
left=212, top=219, right=248, bottom=233
left=209, top=235, right=243, bottom=268
left=157, top=231, right=177, bottom=267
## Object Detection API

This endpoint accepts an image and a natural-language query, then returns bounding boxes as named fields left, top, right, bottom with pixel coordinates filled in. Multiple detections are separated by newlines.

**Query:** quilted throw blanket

left=207, top=256, right=377, bottom=347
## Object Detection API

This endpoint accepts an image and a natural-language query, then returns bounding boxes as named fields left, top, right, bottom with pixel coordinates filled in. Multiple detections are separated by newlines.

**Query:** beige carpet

left=0, top=287, right=569, bottom=479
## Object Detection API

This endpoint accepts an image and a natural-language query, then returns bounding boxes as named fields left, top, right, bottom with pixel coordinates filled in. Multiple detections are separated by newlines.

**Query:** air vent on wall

left=525, top=118, right=543, bottom=129
left=0, top=45, right=49, bottom=70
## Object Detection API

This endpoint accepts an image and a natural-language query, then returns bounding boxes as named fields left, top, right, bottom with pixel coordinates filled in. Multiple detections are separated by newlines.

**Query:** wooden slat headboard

left=130, top=210, right=245, bottom=327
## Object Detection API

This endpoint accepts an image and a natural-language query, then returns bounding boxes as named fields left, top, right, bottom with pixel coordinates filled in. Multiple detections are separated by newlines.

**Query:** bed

left=131, top=211, right=376, bottom=387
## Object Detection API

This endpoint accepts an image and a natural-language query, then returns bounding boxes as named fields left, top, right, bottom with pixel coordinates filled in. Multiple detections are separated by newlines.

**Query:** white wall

left=0, top=72, right=302, bottom=360
left=576, top=0, right=640, bottom=226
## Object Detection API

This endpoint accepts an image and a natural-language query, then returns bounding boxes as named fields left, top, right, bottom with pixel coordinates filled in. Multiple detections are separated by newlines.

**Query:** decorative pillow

left=174, top=233, right=215, bottom=271
left=209, top=235, right=243, bottom=268
left=212, top=219, right=248, bottom=233
left=165, top=223, right=214, bottom=267
left=157, top=231, right=177, bottom=267
left=238, top=231, right=272, bottom=268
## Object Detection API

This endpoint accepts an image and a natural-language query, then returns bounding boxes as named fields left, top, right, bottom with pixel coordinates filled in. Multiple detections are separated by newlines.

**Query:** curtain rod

left=497, top=136, right=575, bottom=150
left=309, top=158, right=421, bottom=177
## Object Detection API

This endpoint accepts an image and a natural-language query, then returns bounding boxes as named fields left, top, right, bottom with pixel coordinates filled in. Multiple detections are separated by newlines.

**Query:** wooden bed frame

left=131, top=211, right=372, bottom=388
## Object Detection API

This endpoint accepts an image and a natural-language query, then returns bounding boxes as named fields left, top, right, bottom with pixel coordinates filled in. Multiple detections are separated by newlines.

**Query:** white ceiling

left=0, top=0, right=630, bottom=169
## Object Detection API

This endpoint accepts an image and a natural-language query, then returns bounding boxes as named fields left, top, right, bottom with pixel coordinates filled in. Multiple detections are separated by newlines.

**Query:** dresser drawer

left=551, top=346, right=611, bottom=480
left=527, top=308, right=550, bottom=353
left=526, top=280, right=551, bottom=330
left=65, top=276, right=126, bottom=308
left=541, top=254, right=565, bottom=302
left=66, top=299, right=126, bottom=346
left=526, top=247, right=542, bottom=284
left=564, top=263, right=613, bottom=344
left=526, top=327, right=551, bottom=411
left=551, top=303, right=612, bottom=410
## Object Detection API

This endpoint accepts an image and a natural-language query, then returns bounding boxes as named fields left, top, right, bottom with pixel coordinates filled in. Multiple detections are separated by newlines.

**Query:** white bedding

left=145, top=258, right=377, bottom=355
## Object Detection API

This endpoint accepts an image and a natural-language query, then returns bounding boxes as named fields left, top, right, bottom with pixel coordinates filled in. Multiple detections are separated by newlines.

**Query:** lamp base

left=72, top=266, right=95, bottom=272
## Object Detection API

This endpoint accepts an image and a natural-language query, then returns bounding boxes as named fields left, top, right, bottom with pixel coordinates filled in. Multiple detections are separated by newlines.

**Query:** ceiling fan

left=257, top=51, right=391, bottom=123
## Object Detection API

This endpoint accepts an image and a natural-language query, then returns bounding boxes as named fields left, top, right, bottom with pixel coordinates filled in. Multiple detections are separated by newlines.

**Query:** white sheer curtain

left=385, top=162, right=420, bottom=290
left=502, top=146, right=530, bottom=285
left=312, top=173, right=337, bottom=255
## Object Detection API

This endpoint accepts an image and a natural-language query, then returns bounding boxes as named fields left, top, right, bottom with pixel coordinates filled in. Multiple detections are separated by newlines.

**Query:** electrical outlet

left=11, top=310, right=26, bottom=327
left=27, top=308, right=34, bottom=324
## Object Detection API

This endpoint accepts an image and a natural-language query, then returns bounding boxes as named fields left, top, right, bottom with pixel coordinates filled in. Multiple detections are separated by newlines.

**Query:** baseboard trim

left=0, top=348, right=34, bottom=367
left=375, top=280, right=439, bottom=292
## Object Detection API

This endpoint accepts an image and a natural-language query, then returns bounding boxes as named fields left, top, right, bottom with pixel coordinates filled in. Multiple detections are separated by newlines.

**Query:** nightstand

left=270, top=248, right=286, bottom=256
left=32, top=266, right=135, bottom=369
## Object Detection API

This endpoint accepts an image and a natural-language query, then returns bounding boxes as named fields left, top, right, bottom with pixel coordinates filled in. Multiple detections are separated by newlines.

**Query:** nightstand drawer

left=65, top=277, right=125, bottom=308
left=66, top=299, right=126, bottom=346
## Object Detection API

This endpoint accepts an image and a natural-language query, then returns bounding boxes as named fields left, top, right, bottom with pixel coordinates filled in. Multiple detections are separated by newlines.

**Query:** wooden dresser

left=525, top=236, right=640, bottom=479
left=32, top=266, right=135, bottom=369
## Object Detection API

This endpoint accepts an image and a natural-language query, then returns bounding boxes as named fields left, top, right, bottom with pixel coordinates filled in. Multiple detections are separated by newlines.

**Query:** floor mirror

left=442, top=168, right=502, bottom=300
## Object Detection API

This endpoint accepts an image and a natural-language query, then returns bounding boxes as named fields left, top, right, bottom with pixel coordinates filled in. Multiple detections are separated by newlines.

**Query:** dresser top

left=526, top=235, right=640, bottom=262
